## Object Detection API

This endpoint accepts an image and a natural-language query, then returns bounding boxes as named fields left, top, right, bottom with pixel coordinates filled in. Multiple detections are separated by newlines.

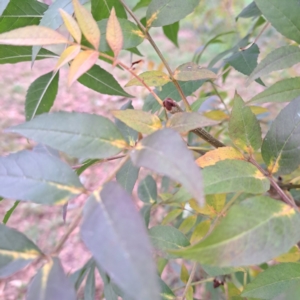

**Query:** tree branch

left=181, top=262, right=197, bottom=300
left=119, top=0, right=192, bottom=111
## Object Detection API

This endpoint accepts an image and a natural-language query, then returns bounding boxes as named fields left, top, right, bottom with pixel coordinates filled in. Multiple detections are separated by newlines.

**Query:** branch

left=99, top=52, right=164, bottom=107
left=164, top=98, right=225, bottom=148
left=279, top=183, right=300, bottom=190
left=249, top=157, right=298, bottom=209
left=72, top=154, right=126, bottom=170
left=181, top=262, right=197, bottom=300
left=119, top=0, right=192, bottom=111
left=79, top=43, right=164, bottom=107
left=51, top=208, right=82, bottom=256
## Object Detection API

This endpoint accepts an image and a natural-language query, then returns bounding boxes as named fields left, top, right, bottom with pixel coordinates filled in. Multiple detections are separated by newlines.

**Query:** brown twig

left=240, top=22, right=270, bottom=50
left=249, top=157, right=298, bottom=209
left=72, top=154, right=126, bottom=170
left=51, top=208, right=82, bottom=256
left=164, top=98, right=225, bottom=148
left=279, top=183, right=300, bottom=190
left=99, top=52, right=164, bottom=106
left=119, top=0, right=192, bottom=111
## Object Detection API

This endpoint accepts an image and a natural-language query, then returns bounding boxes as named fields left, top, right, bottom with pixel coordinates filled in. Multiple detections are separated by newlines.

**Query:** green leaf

left=2, top=201, right=20, bottom=224
left=125, top=70, right=171, bottom=87
left=174, top=62, right=217, bottom=81
left=75, top=159, right=99, bottom=176
left=144, top=80, right=205, bottom=113
left=130, top=129, right=204, bottom=206
left=249, top=77, right=300, bottom=104
left=262, top=97, right=300, bottom=175
left=0, top=0, right=47, bottom=33
left=236, top=1, right=261, bottom=20
left=115, top=101, right=139, bottom=146
left=78, top=64, right=133, bottom=97
left=225, top=43, right=264, bottom=86
left=242, top=263, right=300, bottom=299
left=149, top=225, right=190, bottom=258
left=141, top=205, right=152, bottom=227
left=190, top=220, right=210, bottom=244
left=98, top=19, right=144, bottom=52
left=194, top=31, right=235, bottom=64
left=91, top=0, right=127, bottom=21
left=8, top=112, right=127, bottom=160
left=179, top=215, right=197, bottom=234
left=255, top=0, right=300, bottom=44
left=138, top=175, right=157, bottom=204
left=163, top=21, right=179, bottom=47
left=203, top=160, right=269, bottom=195
left=112, top=109, right=162, bottom=134
left=81, top=182, right=160, bottom=300
left=27, top=257, right=76, bottom=300
left=133, top=0, right=151, bottom=11
left=229, top=93, right=262, bottom=153
left=0, top=223, right=43, bottom=278
left=25, top=71, right=59, bottom=121
left=162, top=209, right=182, bottom=225
left=170, top=196, right=300, bottom=267
left=202, top=265, right=243, bottom=276
left=84, top=264, right=96, bottom=300
left=248, top=45, right=300, bottom=84
left=166, top=112, right=219, bottom=133
left=0, top=46, right=57, bottom=64
left=70, top=259, right=94, bottom=290
left=180, top=263, right=189, bottom=283
left=146, top=0, right=200, bottom=27
left=159, top=277, right=176, bottom=300
left=116, top=159, right=139, bottom=193
left=0, top=150, right=84, bottom=204
left=96, top=265, right=119, bottom=300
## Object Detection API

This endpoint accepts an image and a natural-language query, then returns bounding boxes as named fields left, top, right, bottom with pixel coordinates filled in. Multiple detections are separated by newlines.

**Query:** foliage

left=1, top=0, right=300, bottom=299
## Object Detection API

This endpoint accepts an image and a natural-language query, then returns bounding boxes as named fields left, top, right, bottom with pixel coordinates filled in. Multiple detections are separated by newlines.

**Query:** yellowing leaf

left=106, top=7, right=123, bottom=62
left=174, top=62, right=217, bottom=81
left=59, top=9, right=81, bottom=43
left=186, top=286, right=194, bottom=300
left=203, top=110, right=229, bottom=121
left=180, top=263, right=189, bottom=283
left=190, top=220, right=211, bottom=244
left=68, top=50, right=98, bottom=86
left=208, top=194, right=226, bottom=214
left=161, top=209, right=182, bottom=225
left=190, top=194, right=226, bottom=217
left=196, top=147, right=244, bottom=168
left=55, top=45, right=81, bottom=70
left=275, top=245, right=300, bottom=262
left=190, top=199, right=215, bottom=216
left=0, top=25, right=69, bottom=46
left=112, top=109, right=162, bottom=134
left=73, top=0, right=100, bottom=49
left=249, top=105, right=268, bottom=115
left=179, top=215, right=197, bottom=234
left=125, top=71, right=170, bottom=87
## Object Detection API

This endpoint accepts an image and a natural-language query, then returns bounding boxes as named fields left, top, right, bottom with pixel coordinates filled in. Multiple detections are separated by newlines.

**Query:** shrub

left=1, top=0, right=300, bottom=299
